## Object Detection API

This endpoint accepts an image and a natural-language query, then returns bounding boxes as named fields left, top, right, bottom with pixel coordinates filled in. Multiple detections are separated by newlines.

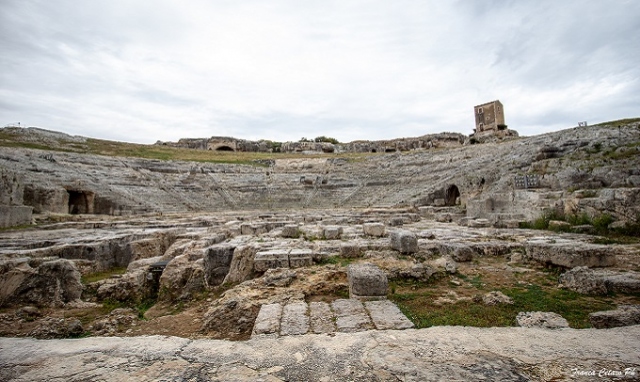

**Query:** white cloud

left=1, top=0, right=639, bottom=143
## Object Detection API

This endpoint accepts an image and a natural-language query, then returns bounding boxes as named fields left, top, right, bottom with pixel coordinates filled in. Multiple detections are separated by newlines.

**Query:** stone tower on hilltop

left=474, top=100, right=505, bottom=134
left=471, top=100, right=517, bottom=142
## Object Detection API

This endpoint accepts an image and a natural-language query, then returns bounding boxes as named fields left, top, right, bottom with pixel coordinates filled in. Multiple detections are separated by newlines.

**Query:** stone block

left=387, top=217, right=404, bottom=227
left=559, top=267, right=640, bottom=295
left=364, top=300, right=414, bottom=330
left=323, top=225, right=343, bottom=240
left=362, top=222, right=385, bottom=237
left=525, top=241, right=617, bottom=268
left=252, top=303, right=282, bottom=336
left=203, top=244, right=235, bottom=286
left=468, top=218, right=492, bottom=228
left=548, top=220, right=571, bottom=231
left=438, top=243, right=474, bottom=262
left=389, top=230, right=418, bottom=254
left=331, top=299, right=373, bottom=332
left=309, top=302, right=335, bottom=334
left=516, top=312, right=569, bottom=329
left=417, top=206, right=436, bottom=219
left=589, top=305, right=640, bottom=329
left=281, top=224, right=300, bottom=238
left=280, top=302, right=309, bottom=336
left=253, top=250, right=289, bottom=272
left=340, top=244, right=362, bottom=258
left=288, top=249, right=313, bottom=268
left=240, top=223, right=255, bottom=236
left=348, top=263, right=388, bottom=300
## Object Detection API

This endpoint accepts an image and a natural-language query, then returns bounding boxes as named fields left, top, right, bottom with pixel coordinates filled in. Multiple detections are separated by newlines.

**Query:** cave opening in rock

left=67, top=190, right=94, bottom=214
left=216, top=146, right=234, bottom=152
left=444, top=184, right=460, bottom=206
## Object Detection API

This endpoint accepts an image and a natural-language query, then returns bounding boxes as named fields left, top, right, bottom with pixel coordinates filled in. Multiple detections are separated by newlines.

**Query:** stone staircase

left=251, top=299, right=414, bottom=338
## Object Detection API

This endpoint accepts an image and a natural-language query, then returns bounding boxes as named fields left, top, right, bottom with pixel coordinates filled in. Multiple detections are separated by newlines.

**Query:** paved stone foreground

left=1, top=326, right=639, bottom=381
left=252, top=299, right=414, bottom=337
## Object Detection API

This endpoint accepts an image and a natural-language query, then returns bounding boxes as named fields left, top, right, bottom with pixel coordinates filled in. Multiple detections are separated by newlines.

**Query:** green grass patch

left=391, top=284, right=618, bottom=329
left=318, top=256, right=355, bottom=267
left=81, top=267, right=127, bottom=284
left=0, top=224, right=34, bottom=232
left=135, top=298, right=157, bottom=319
left=519, top=209, right=640, bottom=238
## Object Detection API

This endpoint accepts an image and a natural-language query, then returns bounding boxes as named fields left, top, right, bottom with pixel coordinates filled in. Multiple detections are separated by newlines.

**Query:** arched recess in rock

left=444, top=184, right=461, bottom=206
left=67, top=190, right=95, bottom=214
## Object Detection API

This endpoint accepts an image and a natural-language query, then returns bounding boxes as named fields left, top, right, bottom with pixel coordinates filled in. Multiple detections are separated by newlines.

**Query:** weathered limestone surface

left=251, top=303, right=282, bottom=336
left=364, top=300, right=414, bottom=330
left=524, top=239, right=617, bottom=268
left=0, top=205, right=32, bottom=228
left=389, top=229, right=418, bottom=254
left=362, top=222, right=385, bottom=237
left=279, top=301, right=309, bottom=336
left=348, top=263, right=388, bottom=300
left=332, top=299, right=374, bottom=333
left=253, top=299, right=412, bottom=337
left=559, top=267, right=640, bottom=295
left=589, top=305, right=640, bottom=329
left=0, top=258, right=82, bottom=307
left=223, top=245, right=257, bottom=284
left=516, top=312, right=569, bottom=329
left=253, top=248, right=313, bottom=272
left=0, top=169, right=32, bottom=228
left=309, top=301, right=335, bottom=334
left=253, top=250, right=290, bottom=272
left=203, top=244, right=235, bottom=287
left=2, top=326, right=640, bottom=381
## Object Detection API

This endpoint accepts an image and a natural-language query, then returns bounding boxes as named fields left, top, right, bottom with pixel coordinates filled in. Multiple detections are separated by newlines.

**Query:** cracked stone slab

left=365, top=300, right=414, bottom=330
left=331, top=298, right=373, bottom=332
left=252, top=303, right=283, bottom=336
left=280, top=301, right=309, bottom=336
left=3, top=326, right=640, bottom=381
left=309, top=301, right=336, bottom=334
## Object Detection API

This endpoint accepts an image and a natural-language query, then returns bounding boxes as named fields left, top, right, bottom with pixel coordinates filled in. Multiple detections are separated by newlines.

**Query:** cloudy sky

left=1, top=1, right=638, bottom=144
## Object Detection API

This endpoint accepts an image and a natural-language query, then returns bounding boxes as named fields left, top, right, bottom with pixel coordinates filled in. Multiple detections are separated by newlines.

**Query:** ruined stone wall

left=156, top=132, right=467, bottom=154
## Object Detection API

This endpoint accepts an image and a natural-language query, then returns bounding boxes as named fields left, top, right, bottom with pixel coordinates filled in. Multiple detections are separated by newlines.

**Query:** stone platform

left=252, top=299, right=414, bottom=337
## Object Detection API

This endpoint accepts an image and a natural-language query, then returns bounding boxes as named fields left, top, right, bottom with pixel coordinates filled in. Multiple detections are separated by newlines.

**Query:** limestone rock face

left=389, top=229, right=418, bottom=254
left=0, top=258, right=82, bottom=307
left=559, top=266, right=640, bottom=295
left=589, top=305, right=640, bottom=329
left=223, top=245, right=257, bottom=284
left=0, top=168, right=32, bottom=228
left=524, top=240, right=617, bottom=268
left=203, top=244, right=235, bottom=287
left=516, top=311, right=569, bottom=329
left=159, top=254, right=205, bottom=301
left=27, top=317, right=84, bottom=339
left=96, top=269, right=148, bottom=302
